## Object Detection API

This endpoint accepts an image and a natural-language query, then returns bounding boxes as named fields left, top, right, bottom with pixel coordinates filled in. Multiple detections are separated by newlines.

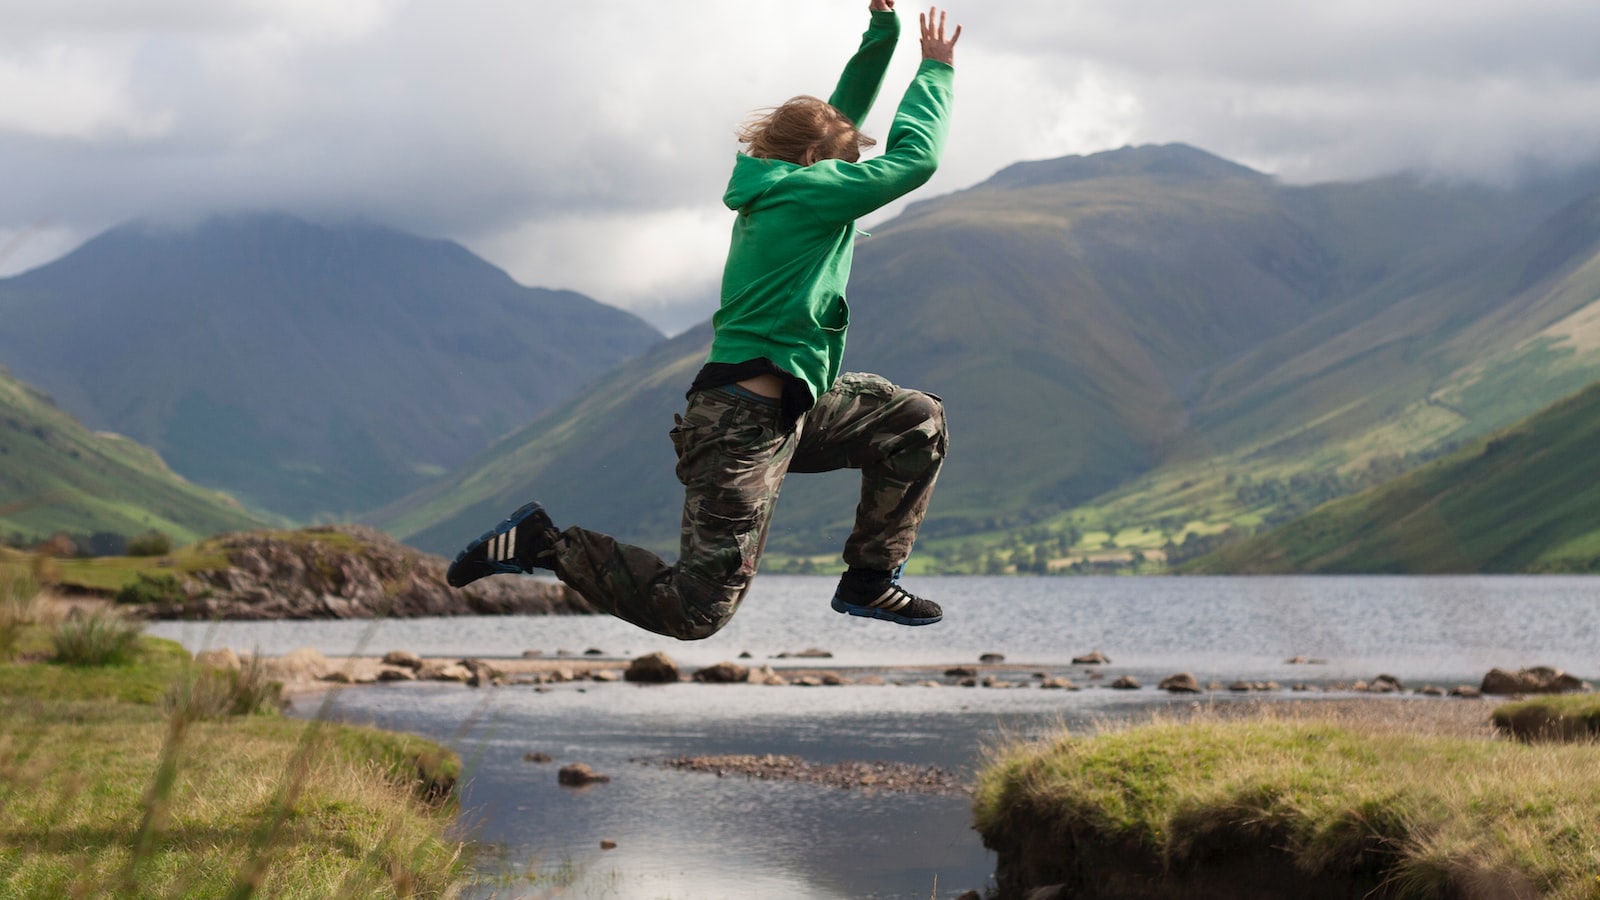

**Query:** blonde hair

left=736, top=95, right=876, bottom=165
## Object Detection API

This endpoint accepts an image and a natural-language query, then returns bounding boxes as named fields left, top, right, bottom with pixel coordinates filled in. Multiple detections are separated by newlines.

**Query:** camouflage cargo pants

left=548, top=372, right=947, bottom=640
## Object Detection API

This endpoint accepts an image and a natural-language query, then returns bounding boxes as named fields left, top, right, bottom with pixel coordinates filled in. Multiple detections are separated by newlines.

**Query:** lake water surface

left=148, top=575, right=1599, bottom=899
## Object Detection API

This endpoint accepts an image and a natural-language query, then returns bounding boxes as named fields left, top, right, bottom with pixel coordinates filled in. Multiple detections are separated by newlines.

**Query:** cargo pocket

left=682, top=496, right=765, bottom=586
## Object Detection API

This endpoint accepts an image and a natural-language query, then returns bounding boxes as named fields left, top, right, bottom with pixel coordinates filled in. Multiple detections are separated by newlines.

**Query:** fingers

left=919, top=6, right=960, bottom=45
left=918, top=6, right=961, bottom=63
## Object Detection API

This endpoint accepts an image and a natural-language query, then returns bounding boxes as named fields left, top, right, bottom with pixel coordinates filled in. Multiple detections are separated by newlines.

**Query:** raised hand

left=919, top=6, right=961, bottom=65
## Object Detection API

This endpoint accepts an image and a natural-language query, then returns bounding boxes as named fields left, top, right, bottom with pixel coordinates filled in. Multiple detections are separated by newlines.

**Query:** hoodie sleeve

left=828, top=9, right=899, bottom=126
left=798, top=59, right=955, bottom=225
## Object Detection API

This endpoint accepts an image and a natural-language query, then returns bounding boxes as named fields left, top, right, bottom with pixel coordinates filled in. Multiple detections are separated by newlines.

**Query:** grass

left=51, top=609, right=144, bottom=666
left=0, top=593, right=468, bottom=898
left=973, top=704, right=1600, bottom=899
left=0, top=569, right=43, bottom=661
left=1493, top=695, right=1600, bottom=743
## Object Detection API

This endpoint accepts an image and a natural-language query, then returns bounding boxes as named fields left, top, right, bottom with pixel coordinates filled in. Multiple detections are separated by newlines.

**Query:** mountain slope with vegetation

left=1182, top=379, right=1600, bottom=573
left=0, top=366, right=264, bottom=547
left=0, top=214, right=664, bottom=522
left=377, top=144, right=1600, bottom=561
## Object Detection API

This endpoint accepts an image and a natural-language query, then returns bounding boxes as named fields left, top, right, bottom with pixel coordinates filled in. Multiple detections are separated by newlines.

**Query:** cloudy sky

left=5, top=0, right=1600, bottom=333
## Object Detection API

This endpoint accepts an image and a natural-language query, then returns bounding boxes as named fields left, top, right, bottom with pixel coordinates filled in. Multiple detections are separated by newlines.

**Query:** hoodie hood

left=722, top=154, right=801, bottom=212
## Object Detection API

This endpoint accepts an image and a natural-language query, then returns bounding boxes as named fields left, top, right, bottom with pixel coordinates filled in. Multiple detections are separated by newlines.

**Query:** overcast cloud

left=5, top=0, right=1600, bottom=332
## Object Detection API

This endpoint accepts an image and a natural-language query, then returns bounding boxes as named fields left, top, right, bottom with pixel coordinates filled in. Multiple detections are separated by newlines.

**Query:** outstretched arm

left=828, top=2, right=901, bottom=126
left=798, top=6, right=962, bottom=223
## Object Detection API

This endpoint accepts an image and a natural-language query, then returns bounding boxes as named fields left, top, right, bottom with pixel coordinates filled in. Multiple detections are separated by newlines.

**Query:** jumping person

left=447, top=1, right=962, bottom=641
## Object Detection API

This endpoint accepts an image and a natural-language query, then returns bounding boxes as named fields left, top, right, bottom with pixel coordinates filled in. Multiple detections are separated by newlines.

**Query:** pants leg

left=790, top=373, right=948, bottom=570
left=549, top=387, right=795, bottom=640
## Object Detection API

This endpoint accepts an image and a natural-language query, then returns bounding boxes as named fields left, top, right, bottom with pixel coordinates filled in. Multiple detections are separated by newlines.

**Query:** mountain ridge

left=0, top=213, right=665, bottom=521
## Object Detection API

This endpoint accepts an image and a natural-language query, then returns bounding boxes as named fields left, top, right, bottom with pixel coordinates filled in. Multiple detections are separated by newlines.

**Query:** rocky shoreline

left=238, top=643, right=1591, bottom=704
left=112, top=525, right=593, bottom=619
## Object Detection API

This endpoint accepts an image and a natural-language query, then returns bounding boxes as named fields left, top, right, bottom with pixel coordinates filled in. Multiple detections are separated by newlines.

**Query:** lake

left=147, top=575, right=1599, bottom=899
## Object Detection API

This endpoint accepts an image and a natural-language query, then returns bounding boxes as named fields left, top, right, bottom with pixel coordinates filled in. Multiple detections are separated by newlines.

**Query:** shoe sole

left=830, top=592, right=942, bottom=626
left=447, top=501, right=548, bottom=587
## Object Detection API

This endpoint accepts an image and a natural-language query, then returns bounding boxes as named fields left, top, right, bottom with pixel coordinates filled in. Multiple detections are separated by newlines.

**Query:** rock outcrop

left=1481, top=666, right=1589, bottom=695
left=121, top=525, right=593, bottom=620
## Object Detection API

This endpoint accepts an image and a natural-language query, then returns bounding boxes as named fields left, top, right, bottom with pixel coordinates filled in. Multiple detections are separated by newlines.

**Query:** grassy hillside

left=948, top=190, right=1600, bottom=574
left=376, top=145, right=1600, bottom=567
left=1183, top=379, right=1600, bottom=573
left=0, top=367, right=266, bottom=547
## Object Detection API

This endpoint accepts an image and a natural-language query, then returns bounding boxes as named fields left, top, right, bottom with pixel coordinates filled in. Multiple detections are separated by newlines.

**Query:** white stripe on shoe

left=868, top=587, right=911, bottom=611
left=489, top=528, right=517, bottom=562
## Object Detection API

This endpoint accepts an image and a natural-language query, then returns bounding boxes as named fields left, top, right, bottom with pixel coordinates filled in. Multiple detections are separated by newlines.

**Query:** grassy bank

left=1494, top=694, right=1600, bottom=743
left=0, top=576, right=466, bottom=898
left=972, top=703, right=1600, bottom=899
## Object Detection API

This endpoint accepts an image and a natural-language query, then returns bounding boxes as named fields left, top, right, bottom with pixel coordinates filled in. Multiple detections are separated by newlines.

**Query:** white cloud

left=5, top=0, right=1600, bottom=329
left=0, top=43, right=171, bottom=139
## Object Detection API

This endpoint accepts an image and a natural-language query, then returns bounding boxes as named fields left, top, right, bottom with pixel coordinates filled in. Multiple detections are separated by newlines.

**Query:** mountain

left=0, top=366, right=265, bottom=546
left=1182, top=379, right=1600, bottom=573
left=0, top=214, right=664, bottom=521
left=375, top=144, right=1600, bottom=558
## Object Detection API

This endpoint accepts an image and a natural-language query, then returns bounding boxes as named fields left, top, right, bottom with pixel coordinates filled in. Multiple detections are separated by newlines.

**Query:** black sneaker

left=831, top=569, right=942, bottom=626
left=446, top=501, right=558, bottom=588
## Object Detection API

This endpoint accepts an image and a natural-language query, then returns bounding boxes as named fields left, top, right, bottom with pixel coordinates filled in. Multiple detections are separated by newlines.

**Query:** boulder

left=1450, top=685, right=1484, bottom=699
left=1039, top=677, right=1078, bottom=690
left=459, top=658, right=502, bottom=687
left=196, top=647, right=242, bottom=671
left=746, top=665, right=787, bottom=686
left=265, top=646, right=329, bottom=682
left=1481, top=666, right=1587, bottom=695
left=1072, top=651, right=1111, bottom=665
left=557, top=763, right=611, bottom=786
left=1370, top=674, right=1404, bottom=693
left=377, top=666, right=417, bottom=682
left=979, top=652, right=1006, bottom=664
left=382, top=649, right=424, bottom=670
left=693, top=662, right=751, bottom=683
left=1158, top=673, right=1202, bottom=694
left=945, top=666, right=978, bottom=678
left=779, top=648, right=834, bottom=659
left=625, top=651, right=681, bottom=683
left=431, top=663, right=473, bottom=683
left=1109, top=676, right=1140, bottom=690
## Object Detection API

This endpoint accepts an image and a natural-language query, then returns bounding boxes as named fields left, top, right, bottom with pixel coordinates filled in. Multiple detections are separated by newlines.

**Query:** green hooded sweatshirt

left=709, top=9, right=955, bottom=406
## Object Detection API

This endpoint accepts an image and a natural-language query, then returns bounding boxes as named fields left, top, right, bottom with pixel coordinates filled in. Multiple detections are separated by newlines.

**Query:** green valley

left=0, top=367, right=266, bottom=548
